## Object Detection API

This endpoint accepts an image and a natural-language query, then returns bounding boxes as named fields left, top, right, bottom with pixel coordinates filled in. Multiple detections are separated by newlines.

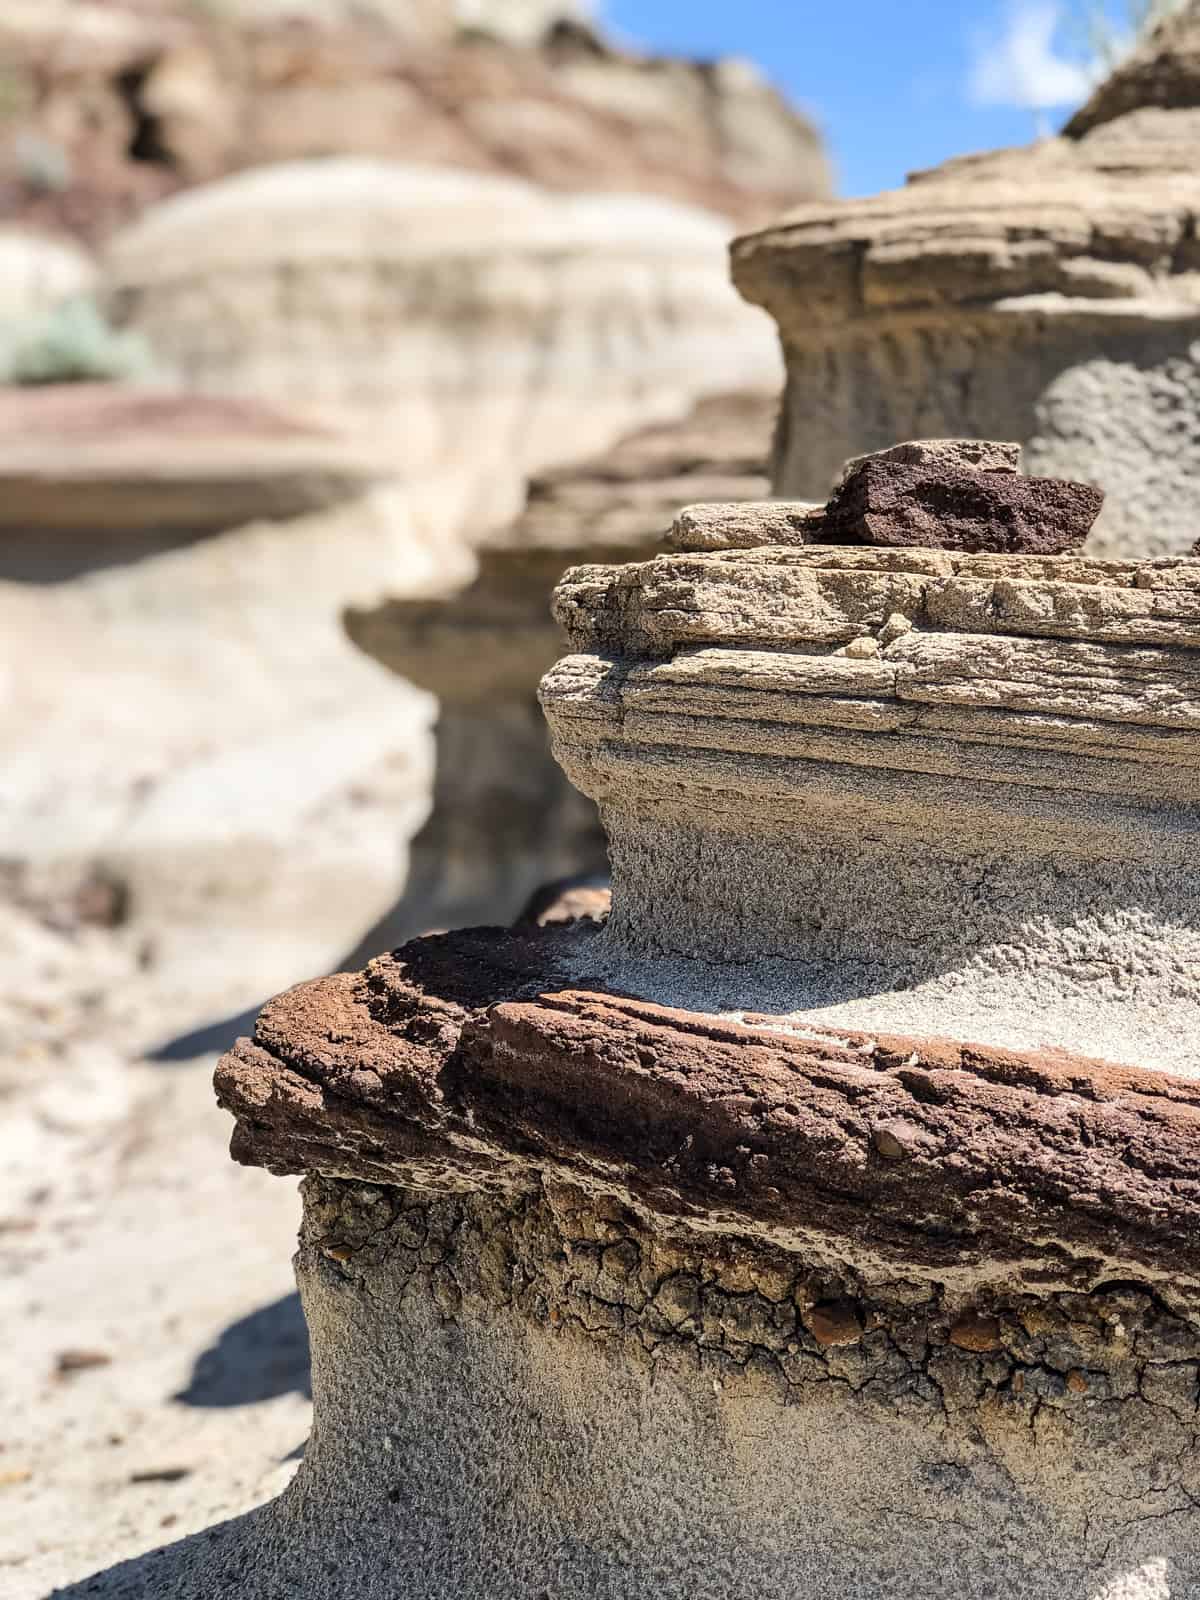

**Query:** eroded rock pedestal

left=134, top=474, right=1200, bottom=1598
left=732, top=1, right=1200, bottom=559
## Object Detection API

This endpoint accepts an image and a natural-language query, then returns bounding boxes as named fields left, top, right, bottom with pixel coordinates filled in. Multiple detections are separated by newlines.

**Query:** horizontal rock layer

left=101, top=160, right=780, bottom=529
left=216, top=923, right=1200, bottom=1295
left=0, top=385, right=387, bottom=547
left=542, top=544, right=1200, bottom=1073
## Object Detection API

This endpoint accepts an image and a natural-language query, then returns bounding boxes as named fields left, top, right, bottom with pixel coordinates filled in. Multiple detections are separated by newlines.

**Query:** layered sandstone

left=0, top=2, right=829, bottom=243
left=732, top=1, right=1200, bottom=558
left=68, top=462, right=1200, bottom=1597
left=544, top=540, right=1200, bottom=1076
left=343, top=392, right=772, bottom=938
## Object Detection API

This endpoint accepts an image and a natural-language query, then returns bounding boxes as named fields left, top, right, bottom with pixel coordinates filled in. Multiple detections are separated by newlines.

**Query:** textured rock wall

left=191, top=916, right=1200, bottom=1598
left=175, top=494, right=1200, bottom=1600
left=544, top=543, right=1200, bottom=1075
left=165, top=1174, right=1194, bottom=1600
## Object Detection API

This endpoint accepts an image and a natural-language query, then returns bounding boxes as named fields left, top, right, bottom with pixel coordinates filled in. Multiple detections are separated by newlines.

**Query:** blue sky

left=603, top=0, right=1134, bottom=197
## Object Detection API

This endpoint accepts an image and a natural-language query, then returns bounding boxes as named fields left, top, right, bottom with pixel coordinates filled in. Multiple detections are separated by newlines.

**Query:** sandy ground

left=1, top=1046, right=311, bottom=1599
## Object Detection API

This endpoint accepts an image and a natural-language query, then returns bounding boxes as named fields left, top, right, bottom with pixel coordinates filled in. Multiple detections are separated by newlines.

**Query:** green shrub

left=1068, top=0, right=1191, bottom=74
left=0, top=297, right=155, bottom=386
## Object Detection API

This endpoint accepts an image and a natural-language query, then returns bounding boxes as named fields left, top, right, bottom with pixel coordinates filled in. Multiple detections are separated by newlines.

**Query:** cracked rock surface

left=150, top=917, right=1200, bottom=1599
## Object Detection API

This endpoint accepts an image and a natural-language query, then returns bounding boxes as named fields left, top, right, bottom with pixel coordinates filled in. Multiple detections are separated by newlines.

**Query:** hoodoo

left=731, top=0, right=1200, bottom=559
left=83, top=442, right=1200, bottom=1598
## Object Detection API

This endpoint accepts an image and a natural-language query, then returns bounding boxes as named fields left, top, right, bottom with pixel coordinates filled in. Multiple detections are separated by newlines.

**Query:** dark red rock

left=818, top=458, right=1104, bottom=554
left=214, top=924, right=1200, bottom=1292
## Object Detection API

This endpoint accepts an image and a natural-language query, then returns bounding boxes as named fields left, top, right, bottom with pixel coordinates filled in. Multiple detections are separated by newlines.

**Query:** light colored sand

left=0, top=1053, right=310, bottom=1599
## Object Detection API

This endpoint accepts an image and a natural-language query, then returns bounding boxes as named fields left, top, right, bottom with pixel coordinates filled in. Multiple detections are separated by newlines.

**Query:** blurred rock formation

left=0, top=1, right=830, bottom=244
left=733, top=0, right=1200, bottom=557
left=343, top=391, right=772, bottom=945
left=99, top=159, right=781, bottom=523
left=0, top=385, right=443, bottom=1039
left=0, top=0, right=809, bottom=1056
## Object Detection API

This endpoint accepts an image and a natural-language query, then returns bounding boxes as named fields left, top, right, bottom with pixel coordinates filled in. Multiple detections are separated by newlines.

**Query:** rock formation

left=732, top=0, right=1200, bottom=558
left=0, top=2, right=830, bottom=243
left=99, top=159, right=781, bottom=529
left=54, top=444, right=1195, bottom=1597
left=0, top=385, right=446, bottom=1041
left=342, top=392, right=773, bottom=940
left=0, top=150, right=778, bottom=1041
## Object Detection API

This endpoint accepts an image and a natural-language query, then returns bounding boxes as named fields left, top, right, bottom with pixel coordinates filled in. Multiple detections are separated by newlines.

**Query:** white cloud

left=968, top=3, right=1095, bottom=110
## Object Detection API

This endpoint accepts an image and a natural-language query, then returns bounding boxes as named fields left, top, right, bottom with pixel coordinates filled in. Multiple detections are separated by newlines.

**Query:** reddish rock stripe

left=215, top=926, right=1200, bottom=1286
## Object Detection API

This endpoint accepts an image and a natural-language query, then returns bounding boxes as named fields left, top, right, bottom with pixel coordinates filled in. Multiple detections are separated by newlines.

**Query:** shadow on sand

left=175, top=1293, right=310, bottom=1408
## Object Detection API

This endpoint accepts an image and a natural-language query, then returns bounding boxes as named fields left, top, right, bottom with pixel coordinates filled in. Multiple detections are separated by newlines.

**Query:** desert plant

left=1068, top=0, right=1191, bottom=73
left=0, top=297, right=155, bottom=386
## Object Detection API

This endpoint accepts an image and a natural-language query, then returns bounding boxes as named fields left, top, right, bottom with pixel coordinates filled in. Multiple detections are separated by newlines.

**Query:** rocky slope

left=0, top=2, right=830, bottom=244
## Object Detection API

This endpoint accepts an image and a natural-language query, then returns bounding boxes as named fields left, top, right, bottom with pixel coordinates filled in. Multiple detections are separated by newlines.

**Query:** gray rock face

left=731, top=4, right=1200, bottom=559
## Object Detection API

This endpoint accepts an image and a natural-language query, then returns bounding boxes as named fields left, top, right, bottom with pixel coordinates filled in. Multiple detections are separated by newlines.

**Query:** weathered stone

left=130, top=486, right=1200, bottom=1597
left=670, top=498, right=822, bottom=551
left=948, top=1312, right=1003, bottom=1354
left=731, top=5, right=1200, bottom=558
left=186, top=904, right=1200, bottom=1596
left=834, top=437, right=1022, bottom=488
left=819, top=457, right=1103, bottom=554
